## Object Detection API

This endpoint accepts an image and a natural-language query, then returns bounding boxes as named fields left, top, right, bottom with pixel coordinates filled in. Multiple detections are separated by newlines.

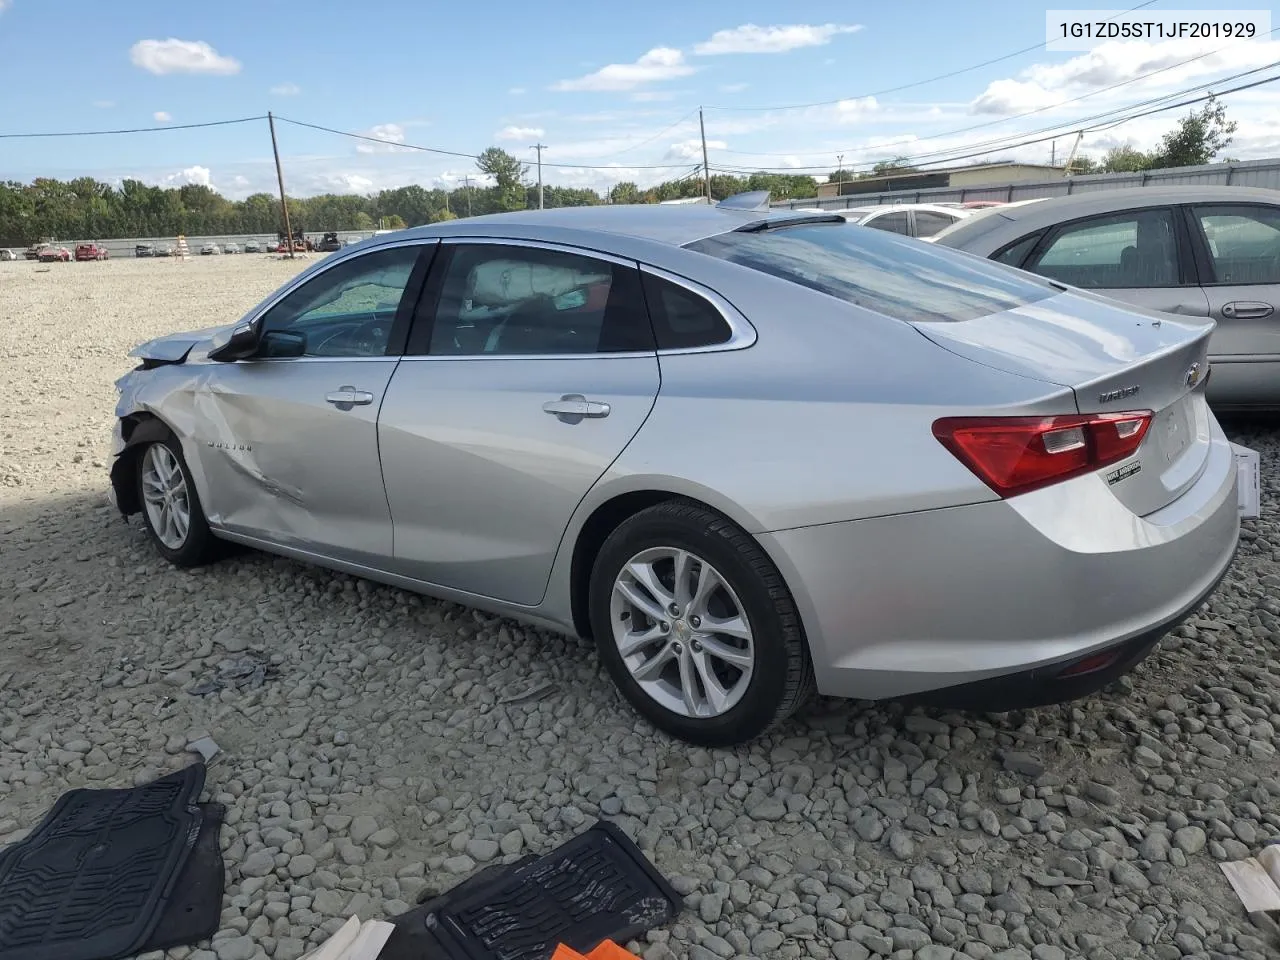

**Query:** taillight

left=933, top=411, right=1152, bottom=497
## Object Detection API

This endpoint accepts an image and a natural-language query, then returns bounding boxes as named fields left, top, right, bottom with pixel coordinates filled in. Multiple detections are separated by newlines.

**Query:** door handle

left=325, top=386, right=375, bottom=409
left=543, top=394, right=611, bottom=423
left=1222, top=301, right=1274, bottom=320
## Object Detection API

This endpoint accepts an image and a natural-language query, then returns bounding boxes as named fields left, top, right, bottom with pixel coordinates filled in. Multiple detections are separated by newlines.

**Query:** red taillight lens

left=933, top=411, right=1152, bottom=497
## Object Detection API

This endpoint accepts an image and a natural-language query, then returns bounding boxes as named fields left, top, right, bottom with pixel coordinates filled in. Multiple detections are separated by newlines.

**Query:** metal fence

left=769, top=157, right=1280, bottom=209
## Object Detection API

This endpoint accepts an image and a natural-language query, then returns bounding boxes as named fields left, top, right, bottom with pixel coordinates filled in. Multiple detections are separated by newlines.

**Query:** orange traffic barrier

left=551, top=940, right=637, bottom=960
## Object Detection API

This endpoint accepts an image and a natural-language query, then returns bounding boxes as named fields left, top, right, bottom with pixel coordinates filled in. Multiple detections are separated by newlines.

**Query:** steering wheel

left=311, top=319, right=390, bottom=356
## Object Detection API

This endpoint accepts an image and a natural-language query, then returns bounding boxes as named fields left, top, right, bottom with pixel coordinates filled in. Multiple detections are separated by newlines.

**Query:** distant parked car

left=223, top=243, right=241, bottom=254
left=75, top=243, right=109, bottom=261
left=828, top=203, right=974, bottom=239
left=200, top=243, right=221, bottom=256
left=318, top=232, right=343, bottom=252
left=0, top=248, right=17, bottom=262
left=155, top=244, right=175, bottom=258
left=38, top=245, right=71, bottom=262
left=26, top=242, right=52, bottom=260
left=932, top=184, right=1280, bottom=409
left=244, top=240, right=262, bottom=253
left=135, top=244, right=155, bottom=258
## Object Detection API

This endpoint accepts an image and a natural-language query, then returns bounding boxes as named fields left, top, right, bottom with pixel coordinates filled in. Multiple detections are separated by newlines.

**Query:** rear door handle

left=1222, top=301, right=1274, bottom=320
left=543, top=394, right=611, bottom=423
left=325, top=386, right=375, bottom=408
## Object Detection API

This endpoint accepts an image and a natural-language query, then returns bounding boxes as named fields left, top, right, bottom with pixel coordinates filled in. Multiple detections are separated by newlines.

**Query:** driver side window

left=257, top=244, right=420, bottom=357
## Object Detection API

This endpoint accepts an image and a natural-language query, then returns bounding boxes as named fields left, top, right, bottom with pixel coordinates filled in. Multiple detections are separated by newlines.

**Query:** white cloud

left=270, top=82, right=301, bottom=96
left=553, top=47, right=695, bottom=92
left=0, top=1, right=10, bottom=14
left=92, top=99, right=116, bottom=108
left=153, top=111, right=172, bottom=123
left=972, top=38, right=1280, bottom=115
left=355, top=123, right=410, bottom=154
left=666, top=138, right=727, bottom=161
left=694, top=23, right=862, bottom=56
left=828, top=96, right=880, bottom=124
left=719, top=83, right=749, bottom=93
left=496, top=125, right=545, bottom=141
left=129, top=38, right=241, bottom=76
left=163, top=165, right=213, bottom=187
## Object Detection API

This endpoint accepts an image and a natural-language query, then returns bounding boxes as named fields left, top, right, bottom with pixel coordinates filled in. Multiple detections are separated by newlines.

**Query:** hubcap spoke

left=697, top=634, right=754, bottom=671
left=701, top=613, right=752, bottom=642
left=142, top=445, right=190, bottom=550
left=672, top=550, right=694, bottom=609
left=617, top=624, right=665, bottom=658
left=630, top=643, right=676, bottom=682
left=677, top=651, right=702, bottom=716
left=691, top=650, right=732, bottom=714
left=625, top=560, right=675, bottom=609
left=614, top=579, right=667, bottom=624
left=686, top=562, right=722, bottom=621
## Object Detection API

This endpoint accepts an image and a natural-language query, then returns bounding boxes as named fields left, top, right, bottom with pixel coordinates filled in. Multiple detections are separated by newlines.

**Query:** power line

left=274, top=115, right=695, bottom=171
left=702, top=0, right=1159, bottom=112
left=716, top=32, right=1280, bottom=162
left=707, top=70, right=1280, bottom=174
left=0, top=116, right=267, bottom=139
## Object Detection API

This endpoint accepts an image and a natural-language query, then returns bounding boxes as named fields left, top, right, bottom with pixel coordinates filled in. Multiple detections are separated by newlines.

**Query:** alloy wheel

left=140, top=444, right=191, bottom=550
left=609, top=546, right=755, bottom=719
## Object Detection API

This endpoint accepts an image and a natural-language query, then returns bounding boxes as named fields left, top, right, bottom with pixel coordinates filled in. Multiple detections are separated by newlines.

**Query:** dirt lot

left=2, top=255, right=1280, bottom=960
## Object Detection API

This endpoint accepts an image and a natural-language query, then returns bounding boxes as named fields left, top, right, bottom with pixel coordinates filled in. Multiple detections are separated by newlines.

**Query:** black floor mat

left=383, top=822, right=681, bottom=960
left=0, top=764, right=206, bottom=960
left=137, top=802, right=226, bottom=954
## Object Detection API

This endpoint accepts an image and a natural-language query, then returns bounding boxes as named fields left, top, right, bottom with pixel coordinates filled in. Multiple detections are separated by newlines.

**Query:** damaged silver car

left=110, top=200, right=1239, bottom=746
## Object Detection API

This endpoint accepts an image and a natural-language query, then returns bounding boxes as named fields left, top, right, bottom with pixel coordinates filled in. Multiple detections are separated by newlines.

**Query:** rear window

left=685, top=223, right=1056, bottom=323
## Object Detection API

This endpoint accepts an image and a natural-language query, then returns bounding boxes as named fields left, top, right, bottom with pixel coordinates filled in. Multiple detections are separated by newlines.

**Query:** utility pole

left=268, top=112, right=294, bottom=259
left=1051, top=141, right=1056, bottom=166
left=699, top=107, right=711, bottom=203
left=460, top=175, right=473, bottom=217
left=532, top=142, right=546, bottom=209
left=837, top=153, right=845, bottom=185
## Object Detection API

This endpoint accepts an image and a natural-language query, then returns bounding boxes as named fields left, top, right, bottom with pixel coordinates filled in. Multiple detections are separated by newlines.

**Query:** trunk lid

left=914, top=289, right=1216, bottom=516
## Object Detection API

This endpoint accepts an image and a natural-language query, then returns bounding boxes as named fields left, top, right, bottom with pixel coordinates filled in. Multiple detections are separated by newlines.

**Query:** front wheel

left=588, top=499, right=815, bottom=747
left=135, top=436, right=219, bottom=567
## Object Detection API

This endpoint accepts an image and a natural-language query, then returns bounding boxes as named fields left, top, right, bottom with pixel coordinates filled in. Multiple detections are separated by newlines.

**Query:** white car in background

left=200, top=243, right=222, bottom=256
left=820, top=203, right=974, bottom=239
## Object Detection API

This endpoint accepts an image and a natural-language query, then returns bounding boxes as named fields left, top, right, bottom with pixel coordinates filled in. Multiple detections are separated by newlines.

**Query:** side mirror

left=255, top=329, right=307, bottom=359
left=208, top=320, right=262, bottom=362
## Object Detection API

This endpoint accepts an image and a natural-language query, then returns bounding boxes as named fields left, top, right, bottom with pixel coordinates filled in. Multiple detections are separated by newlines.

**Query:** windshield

left=685, top=222, right=1056, bottom=323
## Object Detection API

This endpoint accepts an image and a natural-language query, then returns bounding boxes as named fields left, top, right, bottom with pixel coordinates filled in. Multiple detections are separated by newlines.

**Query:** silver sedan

left=109, top=200, right=1240, bottom=745
left=932, top=185, right=1280, bottom=410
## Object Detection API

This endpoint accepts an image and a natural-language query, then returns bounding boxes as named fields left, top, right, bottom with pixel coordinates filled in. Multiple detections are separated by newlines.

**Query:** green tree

left=1100, top=145, right=1151, bottom=173
left=609, top=181, right=640, bottom=204
left=382, top=214, right=407, bottom=229
left=1148, top=95, right=1237, bottom=169
left=477, top=147, right=528, bottom=211
left=861, top=157, right=916, bottom=179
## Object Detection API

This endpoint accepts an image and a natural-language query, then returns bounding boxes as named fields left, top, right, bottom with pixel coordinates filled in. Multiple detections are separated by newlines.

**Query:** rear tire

left=134, top=434, right=220, bottom=567
left=588, top=499, right=815, bottom=747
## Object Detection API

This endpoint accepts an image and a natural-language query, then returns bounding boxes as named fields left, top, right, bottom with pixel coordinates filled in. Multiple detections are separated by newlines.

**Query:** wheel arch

left=563, top=480, right=791, bottom=642
left=110, top=411, right=180, bottom=516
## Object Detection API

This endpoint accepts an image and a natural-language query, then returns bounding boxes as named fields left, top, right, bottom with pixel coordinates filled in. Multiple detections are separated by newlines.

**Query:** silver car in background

left=932, top=185, right=1280, bottom=410
left=108, top=201, right=1239, bottom=745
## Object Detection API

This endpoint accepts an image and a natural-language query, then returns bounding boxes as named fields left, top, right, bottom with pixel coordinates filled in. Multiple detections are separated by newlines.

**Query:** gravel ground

left=2, top=255, right=1280, bottom=960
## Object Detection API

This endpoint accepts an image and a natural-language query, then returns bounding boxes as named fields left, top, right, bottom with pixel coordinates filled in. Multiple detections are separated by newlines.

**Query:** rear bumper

left=760, top=417, right=1241, bottom=702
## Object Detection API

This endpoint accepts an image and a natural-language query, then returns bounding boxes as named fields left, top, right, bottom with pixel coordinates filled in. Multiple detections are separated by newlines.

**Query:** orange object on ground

left=551, top=940, right=637, bottom=959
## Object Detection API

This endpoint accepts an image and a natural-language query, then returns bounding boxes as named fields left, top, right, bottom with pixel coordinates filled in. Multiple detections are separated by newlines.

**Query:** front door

left=1186, top=202, right=1280, bottom=406
left=194, top=241, right=430, bottom=565
left=378, top=239, right=661, bottom=606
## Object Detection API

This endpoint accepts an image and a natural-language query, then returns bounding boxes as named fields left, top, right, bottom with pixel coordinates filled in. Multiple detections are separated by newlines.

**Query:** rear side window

left=685, top=223, right=1056, bottom=323
left=641, top=273, right=732, bottom=350
left=1029, top=209, right=1180, bottom=288
left=914, top=210, right=958, bottom=238
left=865, top=211, right=909, bottom=235
left=1194, top=205, right=1280, bottom=284
left=992, top=233, right=1041, bottom=267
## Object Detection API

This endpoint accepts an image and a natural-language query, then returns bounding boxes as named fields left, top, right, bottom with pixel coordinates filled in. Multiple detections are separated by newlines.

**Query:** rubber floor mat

left=137, top=802, right=226, bottom=954
left=385, top=822, right=682, bottom=960
left=0, top=764, right=206, bottom=960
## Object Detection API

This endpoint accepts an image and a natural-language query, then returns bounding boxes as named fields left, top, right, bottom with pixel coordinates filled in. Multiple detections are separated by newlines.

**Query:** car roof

left=932, top=184, right=1280, bottom=251
left=395, top=203, right=841, bottom=248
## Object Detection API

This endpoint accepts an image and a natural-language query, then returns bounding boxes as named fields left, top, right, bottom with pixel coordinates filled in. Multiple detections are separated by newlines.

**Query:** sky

left=1, top=0, right=1278, bottom=199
